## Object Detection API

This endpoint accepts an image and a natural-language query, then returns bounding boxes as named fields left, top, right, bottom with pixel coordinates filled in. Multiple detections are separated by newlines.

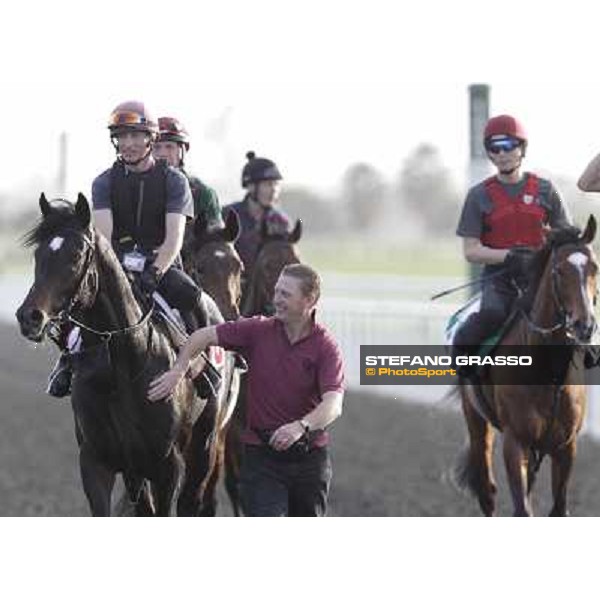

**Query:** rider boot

left=451, top=344, right=476, bottom=380
left=47, top=351, right=73, bottom=398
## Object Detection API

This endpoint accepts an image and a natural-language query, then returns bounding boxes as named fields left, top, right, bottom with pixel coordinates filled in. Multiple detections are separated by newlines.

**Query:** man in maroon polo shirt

left=148, top=263, right=346, bottom=516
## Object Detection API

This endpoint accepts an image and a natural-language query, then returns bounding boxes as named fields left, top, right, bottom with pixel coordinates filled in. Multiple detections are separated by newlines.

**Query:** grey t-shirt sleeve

left=456, top=185, right=485, bottom=238
left=543, top=181, right=572, bottom=228
left=91, top=169, right=112, bottom=210
left=165, top=167, right=194, bottom=219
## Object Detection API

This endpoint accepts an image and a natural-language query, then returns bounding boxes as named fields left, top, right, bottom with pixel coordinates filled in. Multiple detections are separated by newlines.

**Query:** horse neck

left=525, top=257, right=565, bottom=344
left=84, top=236, right=144, bottom=333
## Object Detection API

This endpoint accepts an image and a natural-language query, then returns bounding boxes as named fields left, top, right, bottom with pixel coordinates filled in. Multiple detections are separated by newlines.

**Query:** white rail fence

left=318, top=291, right=600, bottom=440
left=3, top=272, right=600, bottom=437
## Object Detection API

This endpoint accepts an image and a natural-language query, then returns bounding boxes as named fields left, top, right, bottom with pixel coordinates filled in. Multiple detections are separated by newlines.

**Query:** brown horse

left=16, top=194, right=216, bottom=516
left=179, top=209, right=245, bottom=516
left=182, top=210, right=243, bottom=321
left=241, top=218, right=302, bottom=317
left=454, top=216, right=598, bottom=516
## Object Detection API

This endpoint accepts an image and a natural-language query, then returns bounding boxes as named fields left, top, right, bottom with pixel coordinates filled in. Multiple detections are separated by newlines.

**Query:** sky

left=2, top=1, right=600, bottom=213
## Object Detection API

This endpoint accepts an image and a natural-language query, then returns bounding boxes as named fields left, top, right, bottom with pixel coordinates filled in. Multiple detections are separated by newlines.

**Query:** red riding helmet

left=484, top=115, right=527, bottom=144
left=157, top=116, right=190, bottom=151
left=108, top=101, right=158, bottom=137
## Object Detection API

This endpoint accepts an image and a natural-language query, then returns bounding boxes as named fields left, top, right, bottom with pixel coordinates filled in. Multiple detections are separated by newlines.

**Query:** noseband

left=521, top=247, right=597, bottom=338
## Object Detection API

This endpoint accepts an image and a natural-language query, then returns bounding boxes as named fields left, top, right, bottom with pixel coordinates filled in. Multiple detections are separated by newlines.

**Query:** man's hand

left=140, top=264, right=161, bottom=296
left=148, top=367, right=186, bottom=402
left=269, top=421, right=306, bottom=451
left=504, top=247, right=535, bottom=277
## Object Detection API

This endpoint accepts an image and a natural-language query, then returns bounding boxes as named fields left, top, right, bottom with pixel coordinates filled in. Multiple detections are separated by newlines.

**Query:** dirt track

left=3, top=321, right=600, bottom=516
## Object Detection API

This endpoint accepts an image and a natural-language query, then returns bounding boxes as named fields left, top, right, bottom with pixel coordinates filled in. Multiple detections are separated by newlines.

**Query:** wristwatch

left=299, top=419, right=310, bottom=435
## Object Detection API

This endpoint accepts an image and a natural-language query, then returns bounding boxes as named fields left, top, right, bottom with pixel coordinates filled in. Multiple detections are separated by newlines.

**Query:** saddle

left=445, top=292, right=519, bottom=359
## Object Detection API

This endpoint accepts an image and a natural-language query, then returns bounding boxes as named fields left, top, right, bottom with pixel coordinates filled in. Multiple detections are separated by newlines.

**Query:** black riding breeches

left=454, top=275, right=518, bottom=348
left=158, top=266, right=202, bottom=312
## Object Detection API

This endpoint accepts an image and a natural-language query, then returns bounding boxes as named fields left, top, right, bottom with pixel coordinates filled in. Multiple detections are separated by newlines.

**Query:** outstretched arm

left=147, top=325, right=218, bottom=401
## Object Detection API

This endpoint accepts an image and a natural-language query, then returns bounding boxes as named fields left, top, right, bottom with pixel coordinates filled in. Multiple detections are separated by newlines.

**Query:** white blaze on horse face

left=214, top=250, right=227, bottom=259
left=49, top=236, right=64, bottom=252
left=567, top=251, right=593, bottom=311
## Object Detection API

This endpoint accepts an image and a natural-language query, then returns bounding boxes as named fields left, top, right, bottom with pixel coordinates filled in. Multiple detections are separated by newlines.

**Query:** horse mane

left=522, top=224, right=585, bottom=309
left=22, top=200, right=84, bottom=248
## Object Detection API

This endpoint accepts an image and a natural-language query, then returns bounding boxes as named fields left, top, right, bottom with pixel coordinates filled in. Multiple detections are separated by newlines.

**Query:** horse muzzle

left=16, top=304, right=50, bottom=342
left=567, top=318, right=596, bottom=344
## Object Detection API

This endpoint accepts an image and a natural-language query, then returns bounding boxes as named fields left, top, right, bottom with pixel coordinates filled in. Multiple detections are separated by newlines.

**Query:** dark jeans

left=454, top=272, right=517, bottom=349
left=239, top=445, right=332, bottom=517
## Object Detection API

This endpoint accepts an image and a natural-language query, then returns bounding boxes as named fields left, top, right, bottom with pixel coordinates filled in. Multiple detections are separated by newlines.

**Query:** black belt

left=252, top=428, right=314, bottom=461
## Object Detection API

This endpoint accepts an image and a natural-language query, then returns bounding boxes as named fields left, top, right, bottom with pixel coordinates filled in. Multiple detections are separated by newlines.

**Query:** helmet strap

left=112, top=134, right=154, bottom=166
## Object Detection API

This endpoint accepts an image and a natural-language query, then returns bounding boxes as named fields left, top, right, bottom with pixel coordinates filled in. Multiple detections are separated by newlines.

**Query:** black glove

left=140, top=264, right=161, bottom=296
left=503, top=247, right=534, bottom=277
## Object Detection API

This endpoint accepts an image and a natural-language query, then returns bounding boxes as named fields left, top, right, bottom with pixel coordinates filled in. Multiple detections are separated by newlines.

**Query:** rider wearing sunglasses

left=47, top=101, right=212, bottom=398
left=452, top=114, right=571, bottom=378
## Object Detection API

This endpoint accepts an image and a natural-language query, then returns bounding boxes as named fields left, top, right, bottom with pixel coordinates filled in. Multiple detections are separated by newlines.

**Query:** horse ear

left=582, top=214, right=597, bottom=244
left=75, top=193, right=91, bottom=228
left=39, top=193, right=51, bottom=217
left=224, top=209, right=240, bottom=243
left=289, top=219, right=302, bottom=244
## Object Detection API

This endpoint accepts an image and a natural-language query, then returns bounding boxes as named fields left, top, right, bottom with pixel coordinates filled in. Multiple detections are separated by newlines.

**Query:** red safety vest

left=480, top=173, right=548, bottom=249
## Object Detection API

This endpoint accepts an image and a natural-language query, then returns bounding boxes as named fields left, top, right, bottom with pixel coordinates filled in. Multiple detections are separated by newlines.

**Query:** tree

left=396, top=143, right=462, bottom=235
left=341, top=162, right=387, bottom=231
left=279, top=186, right=339, bottom=235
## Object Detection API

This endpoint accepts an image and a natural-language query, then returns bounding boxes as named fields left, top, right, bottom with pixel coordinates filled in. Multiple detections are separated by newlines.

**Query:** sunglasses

left=487, top=139, right=522, bottom=154
left=108, top=111, right=148, bottom=127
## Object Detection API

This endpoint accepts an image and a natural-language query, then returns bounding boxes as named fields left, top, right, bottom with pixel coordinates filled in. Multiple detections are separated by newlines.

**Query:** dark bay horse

left=455, top=216, right=598, bottom=516
left=16, top=193, right=216, bottom=516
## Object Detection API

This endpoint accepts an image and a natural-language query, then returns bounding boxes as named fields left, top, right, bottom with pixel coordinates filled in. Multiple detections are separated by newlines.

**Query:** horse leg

left=79, top=444, right=116, bottom=517
left=153, top=449, right=185, bottom=517
left=178, top=395, right=218, bottom=516
left=456, top=389, right=497, bottom=516
left=198, top=430, right=225, bottom=517
left=224, top=416, right=244, bottom=516
left=548, top=440, right=576, bottom=517
left=502, top=430, right=532, bottom=516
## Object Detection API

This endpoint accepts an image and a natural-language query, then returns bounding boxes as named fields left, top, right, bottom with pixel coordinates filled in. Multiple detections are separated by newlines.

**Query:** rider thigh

left=455, top=278, right=517, bottom=346
left=158, top=266, right=202, bottom=311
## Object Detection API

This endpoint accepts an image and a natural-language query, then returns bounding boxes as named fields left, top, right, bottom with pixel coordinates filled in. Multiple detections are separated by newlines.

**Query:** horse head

left=16, top=193, right=98, bottom=342
left=184, top=210, right=243, bottom=321
left=242, top=218, right=302, bottom=317
left=528, top=215, right=598, bottom=344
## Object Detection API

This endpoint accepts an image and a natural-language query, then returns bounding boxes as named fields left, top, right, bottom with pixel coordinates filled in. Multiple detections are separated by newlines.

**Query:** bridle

left=49, top=227, right=153, bottom=342
left=520, top=246, right=597, bottom=339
